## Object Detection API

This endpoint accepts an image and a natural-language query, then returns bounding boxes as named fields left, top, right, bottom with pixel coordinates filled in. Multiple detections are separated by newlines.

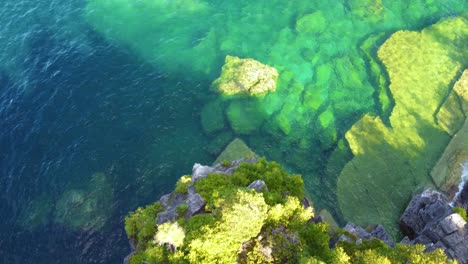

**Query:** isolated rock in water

left=214, top=138, right=257, bottom=165
left=55, top=172, right=113, bottom=230
left=212, top=55, right=278, bottom=96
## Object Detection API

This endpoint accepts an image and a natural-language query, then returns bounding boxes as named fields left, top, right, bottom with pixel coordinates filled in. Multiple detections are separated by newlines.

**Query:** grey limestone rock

left=247, top=180, right=268, bottom=192
left=332, top=223, right=394, bottom=247
left=192, top=163, right=215, bottom=182
left=400, top=190, right=468, bottom=264
left=400, top=190, right=452, bottom=238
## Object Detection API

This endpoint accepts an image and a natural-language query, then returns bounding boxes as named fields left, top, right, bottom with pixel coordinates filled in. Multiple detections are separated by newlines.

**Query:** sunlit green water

left=85, top=1, right=466, bottom=234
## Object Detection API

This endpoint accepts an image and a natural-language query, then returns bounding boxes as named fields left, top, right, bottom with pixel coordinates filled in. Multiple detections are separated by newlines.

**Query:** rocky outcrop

left=157, top=158, right=258, bottom=225
left=400, top=190, right=468, bottom=264
left=212, top=55, right=278, bottom=96
left=332, top=223, right=394, bottom=248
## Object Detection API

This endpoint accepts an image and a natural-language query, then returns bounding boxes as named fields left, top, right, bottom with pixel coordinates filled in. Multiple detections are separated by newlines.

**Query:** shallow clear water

left=0, top=0, right=466, bottom=263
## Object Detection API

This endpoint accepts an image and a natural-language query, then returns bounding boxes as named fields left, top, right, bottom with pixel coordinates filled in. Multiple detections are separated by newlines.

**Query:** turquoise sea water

left=0, top=0, right=466, bottom=263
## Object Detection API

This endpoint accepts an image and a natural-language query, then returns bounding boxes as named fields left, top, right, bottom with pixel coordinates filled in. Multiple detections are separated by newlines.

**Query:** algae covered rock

left=295, top=11, right=327, bottom=34
left=337, top=16, right=468, bottom=236
left=55, top=172, right=113, bottom=230
left=214, top=138, right=257, bottom=165
left=435, top=70, right=467, bottom=136
left=212, top=55, right=279, bottom=96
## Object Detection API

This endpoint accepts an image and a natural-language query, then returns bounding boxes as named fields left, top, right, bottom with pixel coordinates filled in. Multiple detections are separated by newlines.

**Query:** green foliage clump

left=154, top=222, right=185, bottom=250
left=338, top=239, right=454, bottom=264
left=125, top=202, right=163, bottom=250
left=175, top=175, right=192, bottom=194
left=453, top=206, right=468, bottom=221
left=194, top=172, right=236, bottom=209
left=231, top=158, right=304, bottom=204
left=300, top=223, right=336, bottom=263
left=176, top=204, right=188, bottom=218
left=186, top=190, right=268, bottom=263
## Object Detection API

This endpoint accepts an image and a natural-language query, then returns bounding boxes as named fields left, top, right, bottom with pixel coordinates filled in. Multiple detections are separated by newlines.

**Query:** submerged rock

left=337, top=16, right=467, bottom=236
left=214, top=138, right=257, bottom=165
left=55, top=172, right=113, bottom=231
left=212, top=55, right=278, bottom=96
left=295, top=11, right=327, bottom=34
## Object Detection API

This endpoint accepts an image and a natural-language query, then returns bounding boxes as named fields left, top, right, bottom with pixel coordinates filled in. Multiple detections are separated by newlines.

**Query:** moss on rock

left=214, top=138, right=257, bottom=165
left=295, top=11, right=327, bottom=34
left=212, top=55, right=279, bottom=96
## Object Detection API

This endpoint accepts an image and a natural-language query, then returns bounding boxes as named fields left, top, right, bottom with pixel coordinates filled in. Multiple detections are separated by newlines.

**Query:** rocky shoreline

left=125, top=158, right=468, bottom=264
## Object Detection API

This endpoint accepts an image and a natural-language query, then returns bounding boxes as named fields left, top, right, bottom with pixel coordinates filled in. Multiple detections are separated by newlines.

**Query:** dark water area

left=0, top=15, right=212, bottom=264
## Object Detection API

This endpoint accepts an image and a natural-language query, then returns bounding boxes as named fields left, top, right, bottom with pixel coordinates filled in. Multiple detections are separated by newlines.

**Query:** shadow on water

left=0, top=25, right=211, bottom=263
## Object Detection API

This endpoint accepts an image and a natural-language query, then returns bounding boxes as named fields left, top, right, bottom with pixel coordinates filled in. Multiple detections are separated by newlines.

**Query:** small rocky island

left=123, top=154, right=468, bottom=263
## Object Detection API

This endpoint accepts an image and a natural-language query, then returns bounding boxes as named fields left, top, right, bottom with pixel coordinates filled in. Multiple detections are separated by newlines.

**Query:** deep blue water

left=0, top=1, right=214, bottom=262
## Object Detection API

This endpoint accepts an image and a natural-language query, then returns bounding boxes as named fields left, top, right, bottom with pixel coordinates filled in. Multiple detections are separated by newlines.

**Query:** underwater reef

left=337, top=16, right=468, bottom=236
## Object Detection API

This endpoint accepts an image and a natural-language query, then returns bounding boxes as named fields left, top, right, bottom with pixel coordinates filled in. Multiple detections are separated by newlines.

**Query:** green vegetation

left=453, top=206, right=468, bottom=222
left=175, top=176, right=192, bottom=194
left=125, top=201, right=163, bottom=250
left=125, top=159, right=453, bottom=263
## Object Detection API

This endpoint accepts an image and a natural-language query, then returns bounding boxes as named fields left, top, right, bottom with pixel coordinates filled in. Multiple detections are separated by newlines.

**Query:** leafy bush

left=176, top=204, right=188, bottom=218
left=125, top=202, right=163, bottom=250
left=175, top=175, right=191, bottom=194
